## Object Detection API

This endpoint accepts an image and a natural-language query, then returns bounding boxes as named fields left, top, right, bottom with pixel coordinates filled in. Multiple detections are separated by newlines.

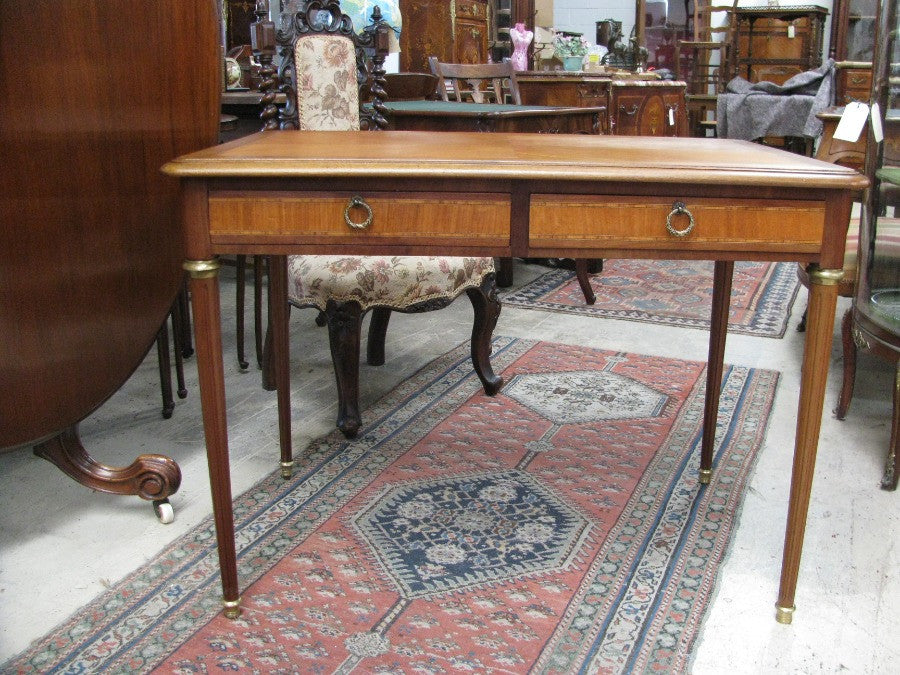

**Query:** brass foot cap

left=280, top=460, right=294, bottom=480
left=223, top=597, right=242, bottom=619
left=698, top=468, right=712, bottom=485
left=775, top=604, right=795, bottom=624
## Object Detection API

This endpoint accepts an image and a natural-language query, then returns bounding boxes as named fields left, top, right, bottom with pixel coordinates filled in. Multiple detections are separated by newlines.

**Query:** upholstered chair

left=258, top=2, right=502, bottom=441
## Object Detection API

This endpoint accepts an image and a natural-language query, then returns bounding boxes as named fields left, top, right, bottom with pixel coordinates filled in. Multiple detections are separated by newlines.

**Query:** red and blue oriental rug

left=502, top=260, right=800, bottom=338
left=5, top=338, right=778, bottom=673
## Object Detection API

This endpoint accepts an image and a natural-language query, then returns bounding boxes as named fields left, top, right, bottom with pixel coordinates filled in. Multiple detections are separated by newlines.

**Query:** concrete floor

left=1, top=260, right=898, bottom=672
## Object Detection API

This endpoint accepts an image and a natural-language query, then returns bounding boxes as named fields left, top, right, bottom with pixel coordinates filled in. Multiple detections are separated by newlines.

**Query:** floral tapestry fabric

left=294, top=34, right=360, bottom=131
left=288, top=256, right=495, bottom=311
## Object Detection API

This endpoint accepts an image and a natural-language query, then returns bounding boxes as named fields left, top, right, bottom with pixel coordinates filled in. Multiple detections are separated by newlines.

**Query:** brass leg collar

left=698, top=468, right=712, bottom=485
left=280, top=460, right=294, bottom=480
left=223, top=596, right=242, bottom=619
left=775, top=603, right=795, bottom=624
left=806, top=264, right=843, bottom=286
left=184, top=258, right=220, bottom=279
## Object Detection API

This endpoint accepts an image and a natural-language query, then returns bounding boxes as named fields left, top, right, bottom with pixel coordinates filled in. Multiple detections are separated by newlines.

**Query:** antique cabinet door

left=455, top=0, right=489, bottom=63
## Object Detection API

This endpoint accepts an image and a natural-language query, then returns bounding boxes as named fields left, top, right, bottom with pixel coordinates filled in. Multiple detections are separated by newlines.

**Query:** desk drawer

left=208, top=191, right=510, bottom=245
left=529, top=195, right=825, bottom=253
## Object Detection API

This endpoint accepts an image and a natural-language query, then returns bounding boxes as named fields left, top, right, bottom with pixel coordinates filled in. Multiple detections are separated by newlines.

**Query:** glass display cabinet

left=845, top=0, right=900, bottom=489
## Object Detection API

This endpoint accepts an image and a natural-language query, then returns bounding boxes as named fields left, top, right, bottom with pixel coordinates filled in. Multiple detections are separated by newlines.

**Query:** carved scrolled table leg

left=33, top=426, right=181, bottom=523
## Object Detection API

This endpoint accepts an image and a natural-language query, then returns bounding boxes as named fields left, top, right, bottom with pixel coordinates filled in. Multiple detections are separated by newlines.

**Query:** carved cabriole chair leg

left=466, top=273, right=504, bottom=395
left=575, top=258, right=597, bottom=305
left=367, top=307, right=391, bottom=366
left=835, top=308, right=856, bottom=420
left=323, top=300, right=365, bottom=439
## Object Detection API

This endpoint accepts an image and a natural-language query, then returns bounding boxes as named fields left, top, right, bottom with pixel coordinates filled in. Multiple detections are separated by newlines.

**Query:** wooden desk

left=163, top=130, right=867, bottom=624
left=381, top=100, right=603, bottom=134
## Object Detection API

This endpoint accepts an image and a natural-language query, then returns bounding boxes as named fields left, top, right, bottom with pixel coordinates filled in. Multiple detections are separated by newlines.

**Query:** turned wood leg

left=367, top=307, right=391, bottom=366
left=156, top=320, right=175, bottom=419
left=170, top=301, right=187, bottom=400
left=466, top=272, right=504, bottom=396
left=700, top=260, right=733, bottom=484
left=34, top=425, right=181, bottom=501
left=235, top=254, right=249, bottom=370
left=254, top=255, right=265, bottom=368
left=574, top=258, right=597, bottom=305
left=174, top=279, right=193, bottom=358
left=882, top=364, right=900, bottom=491
left=268, top=256, right=293, bottom=478
left=776, top=265, right=842, bottom=624
left=496, top=257, right=514, bottom=287
left=184, top=258, right=241, bottom=617
left=834, top=308, right=856, bottom=420
left=323, top=300, right=364, bottom=439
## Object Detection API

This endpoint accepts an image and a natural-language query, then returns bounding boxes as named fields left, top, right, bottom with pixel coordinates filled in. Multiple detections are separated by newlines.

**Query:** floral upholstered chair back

left=261, top=0, right=390, bottom=131
left=294, top=33, right=360, bottom=131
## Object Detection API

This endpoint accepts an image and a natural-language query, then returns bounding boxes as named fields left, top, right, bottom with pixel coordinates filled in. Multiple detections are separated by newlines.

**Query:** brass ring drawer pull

left=666, top=201, right=695, bottom=237
left=344, top=195, right=373, bottom=230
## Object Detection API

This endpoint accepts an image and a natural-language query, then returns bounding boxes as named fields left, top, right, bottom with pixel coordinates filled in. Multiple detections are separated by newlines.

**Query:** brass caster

left=280, top=460, right=294, bottom=480
left=698, top=468, right=712, bottom=485
left=775, top=604, right=795, bottom=624
left=223, top=597, right=242, bottom=619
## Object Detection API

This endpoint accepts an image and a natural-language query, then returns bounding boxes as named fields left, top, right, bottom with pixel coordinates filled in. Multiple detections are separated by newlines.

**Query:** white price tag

left=832, top=101, right=869, bottom=142
left=871, top=102, right=884, bottom=143
left=788, top=24, right=796, bottom=38
left=668, top=107, right=675, bottom=126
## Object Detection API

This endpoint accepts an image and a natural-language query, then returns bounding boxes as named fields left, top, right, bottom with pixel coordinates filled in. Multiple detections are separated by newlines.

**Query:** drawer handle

left=344, top=195, right=373, bottom=230
left=666, top=201, right=695, bottom=237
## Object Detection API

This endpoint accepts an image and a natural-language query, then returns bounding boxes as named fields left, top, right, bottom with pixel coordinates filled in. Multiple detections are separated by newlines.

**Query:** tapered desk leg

left=184, top=259, right=241, bottom=619
left=268, top=255, right=293, bottom=479
left=775, top=265, right=842, bottom=624
left=700, top=261, right=734, bottom=484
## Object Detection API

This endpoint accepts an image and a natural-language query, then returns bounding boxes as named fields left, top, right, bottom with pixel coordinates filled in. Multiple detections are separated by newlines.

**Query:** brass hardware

left=666, top=201, right=695, bottom=237
left=344, top=195, right=373, bottom=230
left=699, top=468, right=712, bottom=484
left=280, top=460, right=294, bottom=479
left=183, top=258, right=220, bottom=279
left=852, top=325, right=871, bottom=350
left=807, top=265, right=843, bottom=286
left=619, top=104, right=639, bottom=116
left=775, top=603, right=795, bottom=624
left=222, top=596, right=242, bottom=619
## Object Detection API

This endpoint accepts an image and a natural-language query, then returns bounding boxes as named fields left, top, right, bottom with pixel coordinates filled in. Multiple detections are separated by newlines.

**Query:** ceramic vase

left=563, top=55, right=583, bottom=71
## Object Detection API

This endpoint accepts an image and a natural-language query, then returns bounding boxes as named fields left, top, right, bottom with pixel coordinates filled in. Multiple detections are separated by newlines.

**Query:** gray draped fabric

left=717, top=59, right=835, bottom=140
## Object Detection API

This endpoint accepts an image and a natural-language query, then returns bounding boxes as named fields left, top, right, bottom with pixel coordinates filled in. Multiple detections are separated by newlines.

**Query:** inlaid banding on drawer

left=208, top=191, right=511, bottom=242
left=530, top=195, right=825, bottom=251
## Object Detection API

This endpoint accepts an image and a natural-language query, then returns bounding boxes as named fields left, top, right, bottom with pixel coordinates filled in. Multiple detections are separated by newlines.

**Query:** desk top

left=163, top=130, right=867, bottom=190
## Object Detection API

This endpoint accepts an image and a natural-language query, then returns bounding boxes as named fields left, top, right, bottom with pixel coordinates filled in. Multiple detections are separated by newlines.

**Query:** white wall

left=549, top=1, right=835, bottom=52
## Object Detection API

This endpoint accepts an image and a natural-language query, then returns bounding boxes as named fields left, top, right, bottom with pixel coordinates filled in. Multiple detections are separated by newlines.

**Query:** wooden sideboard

left=515, top=72, right=688, bottom=136
left=729, top=6, right=829, bottom=85
left=399, top=0, right=489, bottom=72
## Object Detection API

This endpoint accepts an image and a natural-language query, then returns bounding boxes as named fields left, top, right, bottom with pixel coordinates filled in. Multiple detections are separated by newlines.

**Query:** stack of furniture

left=515, top=71, right=688, bottom=137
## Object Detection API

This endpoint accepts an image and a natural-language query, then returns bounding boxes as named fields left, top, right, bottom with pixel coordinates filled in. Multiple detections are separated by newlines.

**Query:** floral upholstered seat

left=263, top=2, right=502, bottom=444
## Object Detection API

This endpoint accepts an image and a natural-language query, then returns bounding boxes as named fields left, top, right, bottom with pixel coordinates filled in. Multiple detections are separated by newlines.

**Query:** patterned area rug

left=501, top=260, right=800, bottom=338
left=5, top=338, right=779, bottom=673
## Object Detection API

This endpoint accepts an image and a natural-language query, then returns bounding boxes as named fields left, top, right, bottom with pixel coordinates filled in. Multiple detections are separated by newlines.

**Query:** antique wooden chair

left=427, top=56, right=599, bottom=302
left=255, top=1, right=502, bottom=442
left=675, top=0, right=737, bottom=137
left=428, top=57, right=522, bottom=104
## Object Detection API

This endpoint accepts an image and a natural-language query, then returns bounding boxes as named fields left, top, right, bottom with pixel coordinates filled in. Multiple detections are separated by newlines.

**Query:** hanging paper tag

left=832, top=101, right=868, bottom=142
left=871, top=102, right=884, bottom=143
left=668, top=107, right=675, bottom=126
left=788, top=24, right=796, bottom=38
